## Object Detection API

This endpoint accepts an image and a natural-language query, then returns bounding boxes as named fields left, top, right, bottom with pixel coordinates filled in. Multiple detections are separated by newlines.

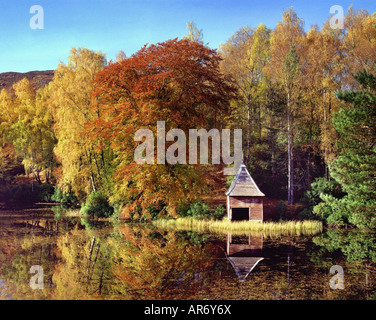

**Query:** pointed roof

left=227, top=257, right=264, bottom=282
left=225, top=164, right=265, bottom=197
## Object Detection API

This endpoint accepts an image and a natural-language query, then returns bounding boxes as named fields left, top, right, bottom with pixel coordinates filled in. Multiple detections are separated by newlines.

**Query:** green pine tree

left=325, top=65, right=376, bottom=229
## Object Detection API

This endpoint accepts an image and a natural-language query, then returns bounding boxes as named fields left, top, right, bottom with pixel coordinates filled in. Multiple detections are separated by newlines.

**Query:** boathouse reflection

left=226, top=233, right=264, bottom=282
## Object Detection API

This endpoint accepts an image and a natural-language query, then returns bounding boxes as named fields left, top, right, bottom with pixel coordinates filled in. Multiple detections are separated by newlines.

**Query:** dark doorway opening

left=232, top=208, right=249, bottom=221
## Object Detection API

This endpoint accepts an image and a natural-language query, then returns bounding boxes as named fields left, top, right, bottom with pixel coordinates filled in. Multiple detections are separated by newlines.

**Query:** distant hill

left=0, top=70, right=55, bottom=91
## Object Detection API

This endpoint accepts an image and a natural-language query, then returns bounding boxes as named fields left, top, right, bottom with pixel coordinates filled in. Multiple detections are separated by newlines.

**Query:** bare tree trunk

left=247, top=101, right=251, bottom=164
left=33, top=169, right=42, bottom=184
left=45, top=169, right=50, bottom=184
left=287, top=92, right=294, bottom=205
left=307, top=150, right=311, bottom=190
left=271, top=148, right=276, bottom=179
left=291, top=130, right=294, bottom=205
left=90, top=175, right=96, bottom=193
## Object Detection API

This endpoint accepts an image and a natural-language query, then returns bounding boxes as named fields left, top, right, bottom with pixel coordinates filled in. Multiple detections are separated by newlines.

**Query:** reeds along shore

left=152, top=217, right=323, bottom=237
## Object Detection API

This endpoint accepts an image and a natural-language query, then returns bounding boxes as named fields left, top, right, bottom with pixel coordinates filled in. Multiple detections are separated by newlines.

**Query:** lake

left=0, top=206, right=375, bottom=300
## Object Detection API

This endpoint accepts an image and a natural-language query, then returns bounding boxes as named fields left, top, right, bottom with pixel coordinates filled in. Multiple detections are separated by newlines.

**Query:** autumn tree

left=0, top=79, right=56, bottom=184
left=87, top=38, right=236, bottom=217
left=0, top=89, right=19, bottom=188
left=49, top=48, right=107, bottom=200
left=115, top=50, right=127, bottom=63
left=342, top=7, right=376, bottom=86
left=220, top=24, right=271, bottom=175
left=0, top=88, right=16, bottom=140
left=220, top=26, right=255, bottom=134
left=185, top=21, right=204, bottom=43
left=299, top=24, right=343, bottom=184
left=268, top=8, right=305, bottom=204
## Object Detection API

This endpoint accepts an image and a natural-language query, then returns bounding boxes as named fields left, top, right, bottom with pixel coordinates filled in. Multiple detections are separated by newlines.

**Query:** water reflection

left=110, top=225, right=223, bottom=299
left=226, top=233, right=263, bottom=282
left=1, top=207, right=376, bottom=300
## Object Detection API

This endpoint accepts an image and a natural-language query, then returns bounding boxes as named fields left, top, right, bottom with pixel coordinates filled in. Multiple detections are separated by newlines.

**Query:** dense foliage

left=80, top=191, right=114, bottom=218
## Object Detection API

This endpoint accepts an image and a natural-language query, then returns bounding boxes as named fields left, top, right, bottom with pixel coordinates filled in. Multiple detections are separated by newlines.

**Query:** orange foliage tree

left=86, top=38, right=236, bottom=218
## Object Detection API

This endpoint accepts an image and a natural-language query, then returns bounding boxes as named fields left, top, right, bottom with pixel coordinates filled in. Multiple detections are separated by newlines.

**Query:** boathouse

left=225, top=164, right=265, bottom=221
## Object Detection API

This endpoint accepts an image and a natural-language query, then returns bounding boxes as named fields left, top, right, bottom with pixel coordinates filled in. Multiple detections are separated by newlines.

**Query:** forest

left=0, top=6, right=375, bottom=230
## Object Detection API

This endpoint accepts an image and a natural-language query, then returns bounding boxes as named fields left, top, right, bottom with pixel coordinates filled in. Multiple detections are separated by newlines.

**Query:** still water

left=1, top=207, right=375, bottom=300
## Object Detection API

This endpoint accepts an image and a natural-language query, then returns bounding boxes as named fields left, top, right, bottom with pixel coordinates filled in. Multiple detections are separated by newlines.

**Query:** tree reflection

left=110, top=225, right=222, bottom=299
left=53, top=226, right=115, bottom=299
left=312, top=230, right=376, bottom=299
left=0, top=210, right=59, bottom=299
left=313, top=230, right=376, bottom=263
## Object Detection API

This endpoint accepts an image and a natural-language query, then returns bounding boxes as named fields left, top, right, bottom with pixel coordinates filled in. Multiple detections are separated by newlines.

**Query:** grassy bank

left=153, top=217, right=323, bottom=237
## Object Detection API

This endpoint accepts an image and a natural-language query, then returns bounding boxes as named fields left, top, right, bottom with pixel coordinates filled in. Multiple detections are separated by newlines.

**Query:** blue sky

left=0, top=0, right=375, bottom=73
